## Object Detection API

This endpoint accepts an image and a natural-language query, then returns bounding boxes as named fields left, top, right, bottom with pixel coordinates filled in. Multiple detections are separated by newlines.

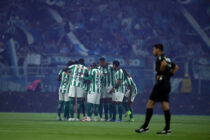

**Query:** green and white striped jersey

left=88, top=68, right=103, bottom=94
left=115, top=68, right=126, bottom=93
left=98, top=64, right=115, bottom=87
left=81, top=82, right=89, bottom=92
left=68, top=64, right=88, bottom=88
left=58, top=70, right=71, bottom=94
left=125, top=76, right=138, bottom=95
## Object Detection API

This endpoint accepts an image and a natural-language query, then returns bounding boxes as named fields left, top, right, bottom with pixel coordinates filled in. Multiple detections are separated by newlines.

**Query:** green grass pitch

left=0, top=113, right=210, bottom=140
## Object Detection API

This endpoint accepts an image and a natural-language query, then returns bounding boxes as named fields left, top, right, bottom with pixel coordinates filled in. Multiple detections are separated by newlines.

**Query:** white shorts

left=59, top=91, right=69, bottom=102
left=112, top=92, right=125, bottom=102
left=87, top=92, right=101, bottom=105
left=68, top=85, right=86, bottom=98
left=101, top=86, right=113, bottom=99
left=125, top=90, right=137, bottom=102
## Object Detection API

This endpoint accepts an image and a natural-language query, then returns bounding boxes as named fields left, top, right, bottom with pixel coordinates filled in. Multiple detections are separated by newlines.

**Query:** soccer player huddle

left=57, top=57, right=138, bottom=122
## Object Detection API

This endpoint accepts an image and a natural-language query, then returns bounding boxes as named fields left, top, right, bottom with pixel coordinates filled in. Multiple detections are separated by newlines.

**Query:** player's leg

left=87, top=103, right=93, bottom=120
left=99, top=99, right=104, bottom=120
left=109, top=100, right=113, bottom=120
left=115, top=92, right=124, bottom=122
left=69, top=97, right=75, bottom=120
left=104, top=99, right=109, bottom=121
left=57, top=91, right=64, bottom=121
left=63, top=93, right=70, bottom=120
left=111, top=102, right=117, bottom=121
left=81, top=98, right=86, bottom=118
left=110, top=92, right=117, bottom=121
left=93, top=104, right=99, bottom=121
left=76, top=87, right=85, bottom=120
left=76, top=98, right=82, bottom=120
left=57, top=101, right=64, bottom=121
left=68, top=86, right=76, bottom=121
left=64, top=101, right=69, bottom=120
left=122, top=97, right=130, bottom=117
left=117, top=102, right=123, bottom=121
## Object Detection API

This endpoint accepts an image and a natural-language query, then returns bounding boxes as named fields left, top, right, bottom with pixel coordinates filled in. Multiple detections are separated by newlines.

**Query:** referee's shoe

left=157, top=128, right=171, bottom=135
left=135, top=126, right=150, bottom=133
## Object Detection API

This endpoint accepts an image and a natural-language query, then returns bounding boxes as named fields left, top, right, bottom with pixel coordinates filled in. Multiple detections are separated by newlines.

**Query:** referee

left=135, top=44, right=179, bottom=135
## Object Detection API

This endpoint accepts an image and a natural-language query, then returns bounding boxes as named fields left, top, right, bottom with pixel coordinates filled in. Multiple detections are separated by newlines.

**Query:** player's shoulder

left=68, top=64, right=76, bottom=69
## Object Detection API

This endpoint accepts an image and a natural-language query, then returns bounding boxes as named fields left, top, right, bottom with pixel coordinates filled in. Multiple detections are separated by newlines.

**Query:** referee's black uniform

left=136, top=48, right=177, bottom=134
left=150, top=54, right=175, bottom=102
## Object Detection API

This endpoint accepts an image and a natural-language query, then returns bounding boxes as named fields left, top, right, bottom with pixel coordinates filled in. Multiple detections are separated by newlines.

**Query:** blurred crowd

left=0, top=0, right=209, bottom=67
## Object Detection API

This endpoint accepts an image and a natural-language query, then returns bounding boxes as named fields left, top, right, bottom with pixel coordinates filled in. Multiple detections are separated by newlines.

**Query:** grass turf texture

left=0, top=113, right=210, bottom=140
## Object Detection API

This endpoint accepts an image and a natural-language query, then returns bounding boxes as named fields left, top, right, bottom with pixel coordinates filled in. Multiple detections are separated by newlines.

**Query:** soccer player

left=78, top=59, right=88, bottom=121
left=56, top=67, right=71, bottom=121
left=109, top=60, right=126, bottom=122
left=135, top=44, right=179, bottom=134
left=98, top=57, right=115, bottom=121
left=68, top=59, right=88, bottom=121
left=82, top=63, right=103, bottom=121
left=123, top=70, right=138, bottom=122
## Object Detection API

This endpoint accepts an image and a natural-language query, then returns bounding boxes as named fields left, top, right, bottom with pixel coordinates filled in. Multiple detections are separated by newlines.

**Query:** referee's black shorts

left=149, top=80, right=171, bottom=102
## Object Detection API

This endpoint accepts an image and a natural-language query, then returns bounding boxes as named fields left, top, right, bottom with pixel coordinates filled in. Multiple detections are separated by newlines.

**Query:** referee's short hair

left=153, top=44, right=164, bottom=51
left=113, top=60, right=120, bottom=67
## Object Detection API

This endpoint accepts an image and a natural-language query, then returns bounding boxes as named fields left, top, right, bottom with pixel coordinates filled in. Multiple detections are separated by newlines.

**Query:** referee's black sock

left=143, top=108, right=153, bottom=128
left=164, top=110, right=171, bottom=130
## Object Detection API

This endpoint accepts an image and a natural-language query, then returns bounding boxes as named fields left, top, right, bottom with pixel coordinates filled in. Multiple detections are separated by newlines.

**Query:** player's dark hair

left=67, top=60, right=74, bottom=66
left=62, top=67, right=68, bottom=72
left=113, top=60, right=120, bottom=67
left=99, top=57, right=106, bottom=61
left=91, top=63, right=97, bottom=68
left=154, top=44, right=164, bottom=51
left=78, top=58, right=85, bottom=65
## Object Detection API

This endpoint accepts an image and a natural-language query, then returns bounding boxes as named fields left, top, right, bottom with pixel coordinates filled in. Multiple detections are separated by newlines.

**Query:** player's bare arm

left=109, top=79, right=121, bottom=94
left=128, top=85, right=133, bottom=106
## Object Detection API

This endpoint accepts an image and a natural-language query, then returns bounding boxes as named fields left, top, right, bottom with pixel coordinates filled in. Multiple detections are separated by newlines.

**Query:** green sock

left=64, top=101, right=70, bottom=118
left=69, top=98, right=74, bottom=118
left=81, top=101, right=86, bottom=117
left=122, top=100, right=129, bottom=111
left=112, top=104, right=116, bottom=120
left=109, top=103, right=113, bottom=119
left=88, top=103, right=93, bottom=117
left=99, top=103, right=103, bottom=118
left=77, top=99, right=82, bottom=119
left=94, top=104, right=99, bottom=117
left=118, top=104, right=123, bottom=120
left=130, top=108, right=133, bottom=119
left=57, top=101, right=64, bottom=117
left=104, top=103, right=109, bottom=120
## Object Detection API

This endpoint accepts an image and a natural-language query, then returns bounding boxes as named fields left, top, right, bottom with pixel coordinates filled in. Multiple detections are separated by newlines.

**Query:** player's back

left=89, top=68, right=103, bottom=93
left=68, top=64, right=88, bottom=87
